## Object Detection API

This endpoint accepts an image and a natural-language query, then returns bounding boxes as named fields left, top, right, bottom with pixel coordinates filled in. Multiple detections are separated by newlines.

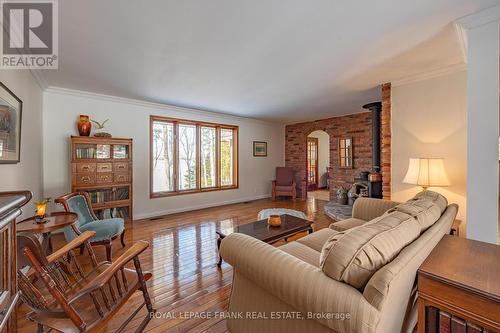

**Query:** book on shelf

left=75, top=147, right=96, bottom=159
left=115, top=187, right=129, bottom=200
left=88, top=187, right=129, bottom=204
left=114, top=207, right=129, bottom=219
left=465, top=322, right=483, bottom=333
left=450, top=316, right=466, bottom=333
left=426, top=307, right=438, bottom=333
left=424, top=308, right=489, bottom=332
left=113, top=145, right=128, bottom=159
left=439, top=311, right=451, bottom=333
left=96, top=144, right=110, bottom=159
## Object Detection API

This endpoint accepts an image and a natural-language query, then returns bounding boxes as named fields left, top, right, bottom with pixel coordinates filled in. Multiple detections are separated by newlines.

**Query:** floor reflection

left=18, top=198, right=331, bottom=332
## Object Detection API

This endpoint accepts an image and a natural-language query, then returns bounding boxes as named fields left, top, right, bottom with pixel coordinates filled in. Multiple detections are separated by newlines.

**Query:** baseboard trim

left=133, top=194, right=272, bottom=221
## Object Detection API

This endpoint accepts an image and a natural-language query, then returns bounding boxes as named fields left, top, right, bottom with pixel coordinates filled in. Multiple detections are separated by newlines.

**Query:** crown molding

left=454, top=22, right=468, bottom=63
left=456, top=4, right=500, bottom=30
left=391, top=62, right=467, bottom=87
left=454, top=4, right=500, bottom=63
left=44, top=86, right=285, bottom=125
left=283, top=109, right=370, bottom=126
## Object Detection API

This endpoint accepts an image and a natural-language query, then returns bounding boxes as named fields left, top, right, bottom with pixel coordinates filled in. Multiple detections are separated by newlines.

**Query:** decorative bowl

left=267, top=215, right=282, bottom=227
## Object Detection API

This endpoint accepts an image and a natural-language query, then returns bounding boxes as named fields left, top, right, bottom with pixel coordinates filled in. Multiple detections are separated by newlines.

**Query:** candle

left=35, top=198, right=50, bottom=222
left=36, top=202, right=47, bottom=218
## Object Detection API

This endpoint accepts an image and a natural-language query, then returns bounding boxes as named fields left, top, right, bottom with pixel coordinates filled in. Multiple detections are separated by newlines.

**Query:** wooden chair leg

left=120, top=230, right=126, bottom=247
left=105, top=241, right=112, bottom=262
left=133, top=257, right=155, bottom=314
left=37, top=323, right=44, bottom=333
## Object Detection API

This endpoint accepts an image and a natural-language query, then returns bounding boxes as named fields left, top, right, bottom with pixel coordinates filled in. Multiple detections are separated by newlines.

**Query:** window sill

left=150, top=185, right=238, bottom=199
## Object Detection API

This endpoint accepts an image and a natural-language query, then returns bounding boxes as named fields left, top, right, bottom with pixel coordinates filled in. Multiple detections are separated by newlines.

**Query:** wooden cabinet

left=113, top=162, right=129, bottom=173
left=0, top=191, right=31, bottom=333
left=76, top=162, right=96, bottom=173
left=70, top=136, right=133, bottom=221
left=418, top=235, right=500, bottom=332
left=96, top=163, right=112, bottom=173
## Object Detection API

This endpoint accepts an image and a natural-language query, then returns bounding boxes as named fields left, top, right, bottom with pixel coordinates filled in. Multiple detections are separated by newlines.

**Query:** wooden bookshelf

left=70, top=136, right=133, bottom=221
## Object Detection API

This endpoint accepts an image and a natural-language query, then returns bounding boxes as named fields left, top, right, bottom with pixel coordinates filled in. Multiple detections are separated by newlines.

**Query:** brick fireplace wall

left=381, top=83, right=391, bottom=199
left=285, top=112, right=373, bottom=199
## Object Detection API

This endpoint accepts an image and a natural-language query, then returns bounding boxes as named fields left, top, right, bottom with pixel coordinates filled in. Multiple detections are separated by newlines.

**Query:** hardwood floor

left=307, top=189, right=330, bottom=201
left=17, top=197, right=332, bottom=333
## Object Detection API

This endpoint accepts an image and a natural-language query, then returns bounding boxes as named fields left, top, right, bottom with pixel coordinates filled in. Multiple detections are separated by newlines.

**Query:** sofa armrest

left=221, top=233, right=379, bottom=332
left=352, top=198, right=400, bottom=222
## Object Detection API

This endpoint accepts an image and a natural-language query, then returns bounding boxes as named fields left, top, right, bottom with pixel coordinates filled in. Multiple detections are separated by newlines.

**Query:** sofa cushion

left=320, top=211, right=421, bottom=289
left=352, top=197, right=400, bottom=222
left=296, top=228, right=337, bottom=252
left=386, top=198, right=442, bottom=231
left=279, top=242, right=320, bottom=267
left=412, top=190, right=448, bottom=213
left=320, top=191, right=446, bottom=290
left=329, top=217, right=366, bottom=232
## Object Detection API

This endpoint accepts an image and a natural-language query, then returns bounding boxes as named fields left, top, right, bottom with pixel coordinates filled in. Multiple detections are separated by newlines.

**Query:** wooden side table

left=450, top=219, right=462, bottom=236
left=417, top=235, right=500, bottom=332
left=17, top=212, right=78, bottom=253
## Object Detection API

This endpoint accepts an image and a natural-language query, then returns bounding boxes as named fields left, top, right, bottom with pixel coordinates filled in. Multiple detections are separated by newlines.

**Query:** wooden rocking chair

left=17, top=230, right=155, bottom=333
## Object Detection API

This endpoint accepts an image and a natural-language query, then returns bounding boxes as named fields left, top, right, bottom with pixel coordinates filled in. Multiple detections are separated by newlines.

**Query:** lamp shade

left=403, top=158, right=451, bottom=189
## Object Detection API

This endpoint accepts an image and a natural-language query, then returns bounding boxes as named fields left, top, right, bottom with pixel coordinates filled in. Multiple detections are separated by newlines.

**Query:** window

left=220, top=128, right=234, bottom=186
left=178, top=124, right=197, bottom=190
left=200, top=126, right=216, bottom=188
left=151, top=116, right=238, bottom=197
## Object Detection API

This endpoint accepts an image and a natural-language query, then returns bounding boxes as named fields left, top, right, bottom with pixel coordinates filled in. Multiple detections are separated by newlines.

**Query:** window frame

left=150, top=115, right=239, bottom=198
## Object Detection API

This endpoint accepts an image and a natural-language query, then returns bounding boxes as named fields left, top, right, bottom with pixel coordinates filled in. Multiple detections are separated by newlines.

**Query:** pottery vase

left=267, top=215, right=282, bottom=227
left=78, top=115, right=91, bottom=136
left=336, top=188, right=348, bottom=205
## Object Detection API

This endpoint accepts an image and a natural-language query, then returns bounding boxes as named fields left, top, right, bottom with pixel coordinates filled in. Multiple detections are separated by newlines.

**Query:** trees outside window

left=151, top=116, right=238, bottom=197
left=220, top=128, right=234, bottom=186
left=200, top=127, right=216, bottom=188
left=152, top=121, right=174, bottom=192
left=178, top=124, right=197, bottom=190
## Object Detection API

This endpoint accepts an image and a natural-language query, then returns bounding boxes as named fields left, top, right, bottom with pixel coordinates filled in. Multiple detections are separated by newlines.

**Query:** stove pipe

left=362, top=102, right=382, bottom=173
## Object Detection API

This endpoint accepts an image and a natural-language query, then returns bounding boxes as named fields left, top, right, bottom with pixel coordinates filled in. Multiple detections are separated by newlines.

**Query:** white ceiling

left=40, top=0, right=500, bottom=122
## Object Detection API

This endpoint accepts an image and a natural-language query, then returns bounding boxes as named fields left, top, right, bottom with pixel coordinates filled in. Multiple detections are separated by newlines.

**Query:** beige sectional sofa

left=220, top=191, right=458, bottom=333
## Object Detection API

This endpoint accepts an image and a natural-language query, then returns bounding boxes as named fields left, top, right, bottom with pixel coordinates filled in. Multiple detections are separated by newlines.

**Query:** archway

left=306, top=130, right=330, bottom=201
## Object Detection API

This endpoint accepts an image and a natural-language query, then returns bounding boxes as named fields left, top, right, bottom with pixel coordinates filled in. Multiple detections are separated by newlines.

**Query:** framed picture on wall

left=253, top=141, right=267, bottom=157
left=0, top=82, right=22, bottom=164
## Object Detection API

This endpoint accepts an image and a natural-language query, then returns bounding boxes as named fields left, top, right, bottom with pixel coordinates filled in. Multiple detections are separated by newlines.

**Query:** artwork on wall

left=0, top=82, right=22, bottom=164
left=253, top=141, right=267, bottom=157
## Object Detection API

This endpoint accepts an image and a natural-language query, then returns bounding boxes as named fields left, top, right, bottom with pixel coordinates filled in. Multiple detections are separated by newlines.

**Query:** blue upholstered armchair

left=55, top=192, right=125, bottom=261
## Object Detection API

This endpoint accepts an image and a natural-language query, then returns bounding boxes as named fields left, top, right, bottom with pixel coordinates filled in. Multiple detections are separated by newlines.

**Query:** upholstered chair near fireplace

left=272, top=167, right=297, bottom=200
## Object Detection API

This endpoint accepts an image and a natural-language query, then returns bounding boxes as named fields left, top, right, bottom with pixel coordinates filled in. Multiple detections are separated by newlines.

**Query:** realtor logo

left=1, top=0, right=58, bottom=69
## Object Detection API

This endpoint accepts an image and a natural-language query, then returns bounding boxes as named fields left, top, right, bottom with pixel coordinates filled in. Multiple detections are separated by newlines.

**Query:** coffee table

left=216, top=214, right=313, bottom=266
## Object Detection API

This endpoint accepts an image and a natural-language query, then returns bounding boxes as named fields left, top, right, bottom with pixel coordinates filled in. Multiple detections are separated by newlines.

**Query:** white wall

left=0, top=70, right=43, bottom=218
left=43, top=88, right=285, bottom=219
left=392, top=70, right=467, bottom=224
left=464, top=20, right=499, bottom=244
left=308, top=130, right=329, bottom=188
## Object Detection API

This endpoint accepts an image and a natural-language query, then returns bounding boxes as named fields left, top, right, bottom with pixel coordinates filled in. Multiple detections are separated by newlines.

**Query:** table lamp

left=403, top=158, right=451, bottom=190
left=35, top=198, right=50, bottom=223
